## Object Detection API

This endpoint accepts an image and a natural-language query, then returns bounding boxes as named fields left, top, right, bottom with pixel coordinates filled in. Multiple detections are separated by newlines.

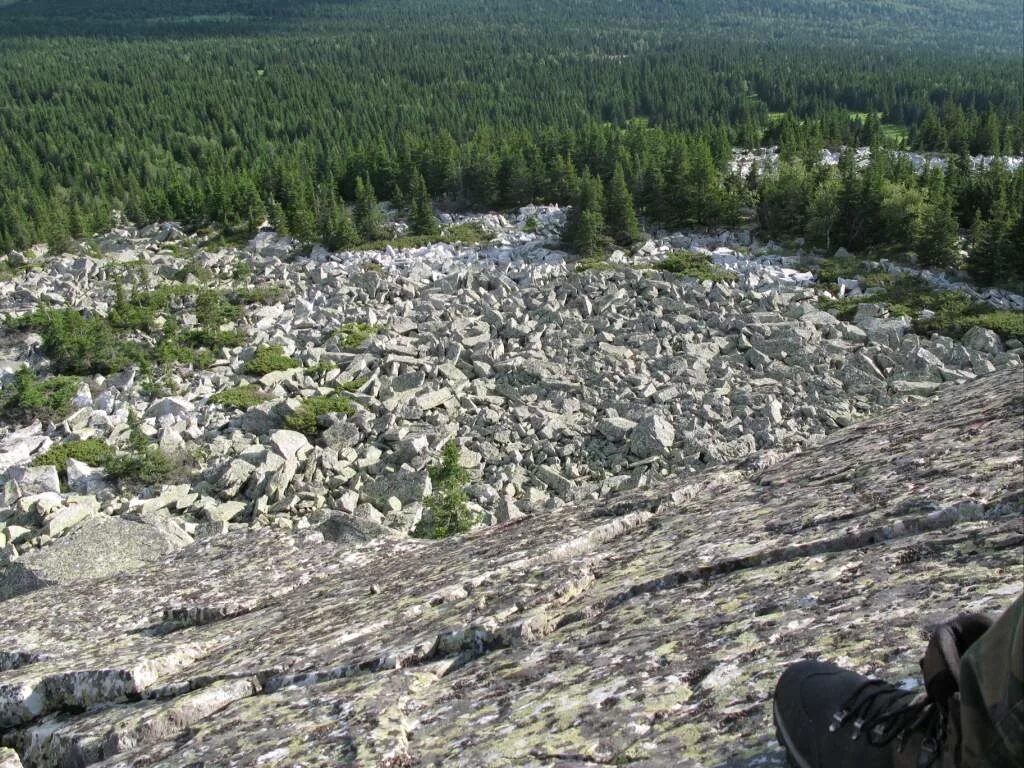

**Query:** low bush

left=244, top=344, right=299, bottom=375
left=227, top=285, right=286, bottom=306
left=337, top=322, right=381, bottom=349
left=104, top=412, right=178, bottom=485
left=653, top=251, right=733, bottom=282
left=209, top=384, right=268, bottom=410
left=575, top=257, right=619, bottom=272
left=7, top=308, right=140, bottom=375
left=32, top=438, right=116, bottom=485
left=339, top=376, right=369, bottom=392
left=2, top=368, right=81, bottom=423
left=283, top=391, right=355, bottom=435
left=444, top=222, right=493, bottom=244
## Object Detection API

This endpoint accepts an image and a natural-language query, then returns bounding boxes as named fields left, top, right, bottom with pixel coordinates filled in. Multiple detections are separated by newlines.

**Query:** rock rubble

left=1, top=213, right=1022, bottom=595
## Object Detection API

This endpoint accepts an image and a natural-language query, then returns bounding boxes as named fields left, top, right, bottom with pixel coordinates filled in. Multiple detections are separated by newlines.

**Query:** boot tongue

left=920, top=613, right=993, bottom=703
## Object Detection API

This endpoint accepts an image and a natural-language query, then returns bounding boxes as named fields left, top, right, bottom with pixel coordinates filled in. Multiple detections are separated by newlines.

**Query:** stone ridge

left=0, top=370, right=1021, bottom=767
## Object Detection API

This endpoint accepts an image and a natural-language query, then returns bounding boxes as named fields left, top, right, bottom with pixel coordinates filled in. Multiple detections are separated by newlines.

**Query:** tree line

left=0, top=0, right=1021, bottom=285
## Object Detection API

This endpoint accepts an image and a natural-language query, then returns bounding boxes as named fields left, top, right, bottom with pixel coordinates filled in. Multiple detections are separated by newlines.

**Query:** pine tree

left=574, top=209, right=606, bottom=260
left=564, top=170, right=605, bottom=247
left=408, top=169, right=440, bottom=237
left=805, top=168, right=841, bottom=251
left=267, top=198, right=288, bottom=234
left=415, top=440, right=474, bottom=539
left=916, top=190, right=959, bottom=269
left=354, top=175, right=387, bottom=242
left=319, top=197, right=360, bottom=250
left=605, top=162, right=642, bottom=246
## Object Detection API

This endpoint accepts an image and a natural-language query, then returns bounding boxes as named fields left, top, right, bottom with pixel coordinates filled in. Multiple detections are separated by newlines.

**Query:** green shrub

left=174, top=260, right=215, bottom=284
left=32, top=438, right=115, bottom=486
left=653, top=251, right=733, bottom=282
left=355, top=234, right=437, bottom=251
left=337, top=322, right=381, bottom=349
left=110, top=284, right=197, bottom=330
left=340, top=376, right=368, bottom=392
left=227, top=285, right=286, bottom=305
left=575, top=257, right=618, bottom=272
left=443, top=222, right=493, bottom=244
left=104, top=411, right=177, bottom=485
left=244, top=344, right=299, bottom=375
left=523, top=215, right=540, bottom=234
left=414, top=440, right=475, bottom=539
left=2, top=368, right=81, bottom=423
left=209, top=384, right=268, bottom=410
left=305, top=361, right=338, bottom=378
left=283, top=391, right=355, bottom=435
left=7, top=308, right=139, bottom=375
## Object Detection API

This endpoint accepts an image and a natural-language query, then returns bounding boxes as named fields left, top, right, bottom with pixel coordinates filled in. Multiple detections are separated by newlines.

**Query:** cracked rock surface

left=0, top=369, right=1021, bottom=767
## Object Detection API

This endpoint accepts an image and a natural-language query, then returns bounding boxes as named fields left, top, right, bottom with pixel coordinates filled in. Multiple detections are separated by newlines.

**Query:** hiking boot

left=773, top=613, right=993, bottom=768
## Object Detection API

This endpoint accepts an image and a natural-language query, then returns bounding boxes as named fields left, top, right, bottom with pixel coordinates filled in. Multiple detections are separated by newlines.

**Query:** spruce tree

left=408, top=169, right=440, bottom=237
left=320, top=197, right=360, bottom=250
left=354, top=175, right=387, bottom=242
left=916, top=191, right=959, bottom=269
left=605, top=162, right=642, bottom=246
left=574, top=210, right=606, bottom=260
left=564, top=170, right=605, bottom=247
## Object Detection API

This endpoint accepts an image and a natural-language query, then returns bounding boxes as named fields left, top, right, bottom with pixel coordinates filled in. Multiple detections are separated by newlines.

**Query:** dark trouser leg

left=959, top=593, right=1023, bottom=768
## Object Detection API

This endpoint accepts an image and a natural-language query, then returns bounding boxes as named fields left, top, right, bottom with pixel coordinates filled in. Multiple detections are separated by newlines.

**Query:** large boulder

left=629, top=414, right=676, bottom=458
left=0, top=515, right=189, bottom=602
left=962, top=326, right=1003, bottom=355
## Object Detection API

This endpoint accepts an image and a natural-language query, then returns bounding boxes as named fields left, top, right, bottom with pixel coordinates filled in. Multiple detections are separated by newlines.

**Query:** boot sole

left=773, top=704, right=813, bottom=768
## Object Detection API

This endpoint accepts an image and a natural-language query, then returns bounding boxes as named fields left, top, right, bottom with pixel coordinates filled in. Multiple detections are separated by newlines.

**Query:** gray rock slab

left=0, top=515, right=189, bottom=602
left=0, top=370, right=1018, bottom=767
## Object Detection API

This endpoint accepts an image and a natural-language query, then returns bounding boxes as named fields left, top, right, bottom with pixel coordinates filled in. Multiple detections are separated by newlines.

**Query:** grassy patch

left=337, top=322, right=382, bottom=349
left=349, top=222, right=493, bottom=252
left=820, top=275, right=1024, bottom=340
left=244, top=344, right=300, bottom=375
left=575, top=257, right=620, bottom=272
left=283, top=391, right=356, bottom=435
left=209, top=384, right=268, bottom=410
left=653, top=251, right=733, bottom=282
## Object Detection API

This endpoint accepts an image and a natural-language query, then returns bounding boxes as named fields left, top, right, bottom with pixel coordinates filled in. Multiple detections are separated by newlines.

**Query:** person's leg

left=959, top=593, right=1023, bottom=768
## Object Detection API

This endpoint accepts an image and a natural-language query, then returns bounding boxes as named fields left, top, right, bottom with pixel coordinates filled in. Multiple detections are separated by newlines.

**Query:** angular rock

left=962, top=326, right=1003, bottom=355
left=629, top=414, right=675, bottom=458
left=144, top=397, right=194, bottom=420
left=267, top=430, right=311, bottom=463
left=597, top=417, right=637, bottom=443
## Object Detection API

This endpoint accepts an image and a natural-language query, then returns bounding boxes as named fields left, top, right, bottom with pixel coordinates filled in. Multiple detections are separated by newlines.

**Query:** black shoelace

left=830, top=679, right=947, bottom=765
